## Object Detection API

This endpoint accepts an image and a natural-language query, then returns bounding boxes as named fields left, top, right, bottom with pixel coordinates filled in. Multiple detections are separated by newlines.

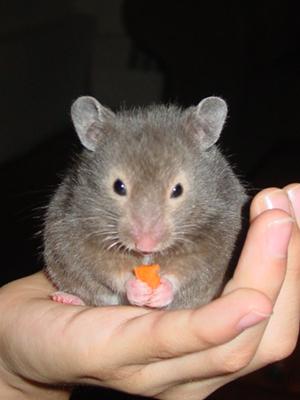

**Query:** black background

left=0, top=1, right=299, bottom=399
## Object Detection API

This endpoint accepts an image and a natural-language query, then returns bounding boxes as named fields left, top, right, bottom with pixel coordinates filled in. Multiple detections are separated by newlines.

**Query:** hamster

left=44, top=96, right=247, bottom=309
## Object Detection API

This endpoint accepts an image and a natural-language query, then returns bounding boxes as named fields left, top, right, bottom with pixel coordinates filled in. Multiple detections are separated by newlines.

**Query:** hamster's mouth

left=131, top=249, right=155, bottom=259
left=141, top=252, right=155, bottom=265
left=128, top=239, right=174, bottom=258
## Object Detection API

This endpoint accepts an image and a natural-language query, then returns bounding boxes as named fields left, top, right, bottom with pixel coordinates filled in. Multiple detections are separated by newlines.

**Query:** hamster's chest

left=101, top=252, right=186, bottom=294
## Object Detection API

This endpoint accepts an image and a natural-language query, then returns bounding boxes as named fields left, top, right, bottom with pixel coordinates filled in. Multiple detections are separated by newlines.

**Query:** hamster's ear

left=185, top=97, right=227, bottom=150
left=71, top=96, right=115, bottom=151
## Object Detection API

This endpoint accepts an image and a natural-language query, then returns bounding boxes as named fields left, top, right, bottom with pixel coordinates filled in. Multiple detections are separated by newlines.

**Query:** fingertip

left=250, top=187, right=292, bottom=221
left=285, top=183, right=300, bottom=227
left=250, top=207, right=293, bottom=233
left=222, top=287, right=273, bottom=318
left=249, top=208, right=293, bottom=263
left=227, top=207, right=293, bottom=301
left=236, top=310, right=271, bottom=333
left=192, top=288, right=273, bottom=342
left=283, top=182, right=300, bottom=193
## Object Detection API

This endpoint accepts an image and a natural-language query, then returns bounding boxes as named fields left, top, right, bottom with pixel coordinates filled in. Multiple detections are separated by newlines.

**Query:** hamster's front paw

left=126, top=278, right=153, bottom=307
left=126, top=277, right=174, bottom=308
left=147, top=278, right=174, bottom=308
left=51, top=291, right=86, bottom=306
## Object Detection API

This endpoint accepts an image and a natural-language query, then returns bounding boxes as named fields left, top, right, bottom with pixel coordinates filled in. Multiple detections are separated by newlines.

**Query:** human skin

left=0, top=184, right=299, bottom=400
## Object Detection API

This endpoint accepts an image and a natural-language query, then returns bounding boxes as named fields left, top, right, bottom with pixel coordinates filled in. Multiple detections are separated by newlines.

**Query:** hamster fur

left=44, top=96, right=247, bottom=309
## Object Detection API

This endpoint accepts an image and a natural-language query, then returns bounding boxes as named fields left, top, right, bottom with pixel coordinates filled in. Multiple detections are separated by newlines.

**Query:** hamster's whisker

left=107, top=240, right=124, bottom=252
left=124, top=247, right=131, bottom=255
left=173, top=236, right=195, bottom=245
left=87, top=204, right=119, bottom=219
left=120, top=246, right=129, bottom=256
left=101, top=234, right=119, bottom=241
left=172, top=226, right=219, bottom=247
left=84, top=230, right=118, bottom=240
left=93, top=228, right=119, bottom=235
left=177, top=223, right=203, bottom=231
left=106, top=240, right=121, bottom=251
left=106, top=237, right=120, bottom=245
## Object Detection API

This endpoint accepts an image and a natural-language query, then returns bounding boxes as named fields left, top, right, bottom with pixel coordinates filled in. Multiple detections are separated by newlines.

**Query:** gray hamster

left=44, top=96, right=247, bottom=309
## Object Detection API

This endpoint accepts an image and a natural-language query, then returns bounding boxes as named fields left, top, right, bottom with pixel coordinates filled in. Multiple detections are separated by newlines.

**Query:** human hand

left=163, top=183, right=300, bottom=398
left=0, top=184, right=299, bottom=400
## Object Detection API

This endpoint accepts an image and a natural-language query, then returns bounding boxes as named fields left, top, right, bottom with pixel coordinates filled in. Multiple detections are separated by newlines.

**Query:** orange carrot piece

left=134, top=264, right=161, bottom=289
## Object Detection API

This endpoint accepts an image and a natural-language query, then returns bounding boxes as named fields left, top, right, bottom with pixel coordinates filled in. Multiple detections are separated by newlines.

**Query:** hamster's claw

left=50, top=291, right=86, bottom=306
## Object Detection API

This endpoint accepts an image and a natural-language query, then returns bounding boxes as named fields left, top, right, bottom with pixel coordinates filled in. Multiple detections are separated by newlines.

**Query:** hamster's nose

left=134, top=234, right=159, bottom=253
left=130, top=215, right=166, bottom=252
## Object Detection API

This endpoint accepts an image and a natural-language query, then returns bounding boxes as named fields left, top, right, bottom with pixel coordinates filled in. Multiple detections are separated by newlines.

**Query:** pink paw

left=126, top=279, right=153, bottom=307
left=50, top=291, right=85, bottom=306
left=147, top=278, right=174, bottom=308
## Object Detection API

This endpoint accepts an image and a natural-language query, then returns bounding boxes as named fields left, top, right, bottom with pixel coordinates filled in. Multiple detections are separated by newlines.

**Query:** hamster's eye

left=170, top=183, right=183, bottom=198
left=113, top=179, right=127, bottom=196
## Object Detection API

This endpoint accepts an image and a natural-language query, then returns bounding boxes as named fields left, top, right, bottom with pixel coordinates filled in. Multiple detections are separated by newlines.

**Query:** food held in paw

left=133, top=264, right=161, bottom=289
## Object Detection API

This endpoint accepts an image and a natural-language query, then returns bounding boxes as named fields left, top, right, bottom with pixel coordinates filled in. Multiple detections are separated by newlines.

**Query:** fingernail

left=267, top=217, right=293, bottom=259
left=287, top=185, right=300, bottom=226
left=237, top=310, right=271, bottom=332
left=264, top=189, right=291, bottom=213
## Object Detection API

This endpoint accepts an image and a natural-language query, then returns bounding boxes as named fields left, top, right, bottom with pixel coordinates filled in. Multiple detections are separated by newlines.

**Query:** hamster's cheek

left=112, top=270, right=134, bottom=294
left=161, top=274, right=180, bottom=292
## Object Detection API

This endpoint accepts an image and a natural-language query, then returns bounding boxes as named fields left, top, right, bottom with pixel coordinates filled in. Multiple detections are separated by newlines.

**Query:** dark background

left=0, top=1, right=299, bottom=399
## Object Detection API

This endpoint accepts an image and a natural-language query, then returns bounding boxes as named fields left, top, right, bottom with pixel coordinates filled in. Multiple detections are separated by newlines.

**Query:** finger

left=0, top=273, right=150, bottom=385
left=208, top=185, right=300, bottom=382
left=105, top=288, right=271, bottom=366
left=224, top=208, right=293, bottom=299
left=251, top=183, right=300, bottom=228
left=152, top=190, right=299, bottom=399
left=250, top=187, right=292, bottom=221
left=251, top=183, right=300, bottom=364
left=189, top=205, right=293, bottom=387
left=245, top=184, right=300, bottom=358
left=95, top=288, right=271, bottom=396
left=285, top=183, right=300, bottom=227
left=158, top=211, right=299, bottom=399
left=4, top=275, right=269, bottom=388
